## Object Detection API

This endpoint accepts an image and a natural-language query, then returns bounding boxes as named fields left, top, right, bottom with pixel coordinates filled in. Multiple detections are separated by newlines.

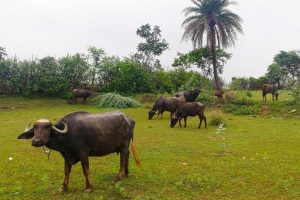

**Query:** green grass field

left=0, top=92, right=299, bottom=199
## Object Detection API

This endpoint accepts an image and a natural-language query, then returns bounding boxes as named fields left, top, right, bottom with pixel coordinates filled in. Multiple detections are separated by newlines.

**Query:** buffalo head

left=148, top=111, right=156, bottom=120
left=170, top=113, right=179, bottom=128
left=18, top=119, right=68, bottom=147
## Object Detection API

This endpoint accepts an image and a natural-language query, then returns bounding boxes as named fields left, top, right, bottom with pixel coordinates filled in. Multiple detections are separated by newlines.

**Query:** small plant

left=210, top=110, right=224, bottom=126
left=291, top=86, right=300, bottom=105
left=224, top=92, right=235, bottom=103
left=216, top=123, right=226, bottom=154
left=224, top=104, right=260, bottom=115
left=196, top=92, right=216, bottom=107
left=245, top=90, right=253, bottom=98
left=92, top=93, right=141, bottom=108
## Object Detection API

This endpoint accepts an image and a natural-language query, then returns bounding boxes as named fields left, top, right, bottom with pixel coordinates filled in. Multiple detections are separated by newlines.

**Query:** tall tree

left=266, top=63, right=283, bottom=88
left=182, top=0, right=242, bottom=90
left=274, top=51, right=300, bottom=79
left=87, top=46, right=105, bottom=90
left=133, top=24, right=169, bottom=71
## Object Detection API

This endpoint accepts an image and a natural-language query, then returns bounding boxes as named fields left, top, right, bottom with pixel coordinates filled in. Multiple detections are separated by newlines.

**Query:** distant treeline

left=229, top=50, right=300, bottom=90
left=0, top=48, right=213, bottom=97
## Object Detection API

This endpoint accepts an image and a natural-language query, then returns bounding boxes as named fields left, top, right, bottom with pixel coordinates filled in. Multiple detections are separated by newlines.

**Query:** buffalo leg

left=113, top=149, right=127, bottom=183
left=80, top=156, right=93, bottom=192
left=61, top=160, right=72, bottom=191
left=262, top=91, right=266, bottom=101
left=179, top=117, right=183, bottom=128
left=199, top=114, right=207, bottom=129
left=184, top=117, right=187, bottom=128
left=124, top=150, right=130, bottom=177
left=272, top=93, right=274, bottom=101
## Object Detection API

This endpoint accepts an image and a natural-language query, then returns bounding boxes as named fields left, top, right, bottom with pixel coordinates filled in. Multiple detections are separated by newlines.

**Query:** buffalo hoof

left=59, top=185, right=68, bottom=192
left=112, top=174, right=126, bottom=184
left=84, top=188, right=93, bottom=193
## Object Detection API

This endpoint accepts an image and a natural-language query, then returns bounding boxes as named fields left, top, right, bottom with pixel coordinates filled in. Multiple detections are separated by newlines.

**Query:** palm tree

left=182, top=0, right=243, bottom=91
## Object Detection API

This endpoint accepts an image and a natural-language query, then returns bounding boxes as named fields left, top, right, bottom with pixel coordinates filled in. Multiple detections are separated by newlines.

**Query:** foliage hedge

left=93, top=93, right=141, bottom=108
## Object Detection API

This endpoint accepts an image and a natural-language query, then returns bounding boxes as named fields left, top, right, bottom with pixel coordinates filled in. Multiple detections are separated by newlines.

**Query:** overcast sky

left=0, top=0, right=299, bottom=81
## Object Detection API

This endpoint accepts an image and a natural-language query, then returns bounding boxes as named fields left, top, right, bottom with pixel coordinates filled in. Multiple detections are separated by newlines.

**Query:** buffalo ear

left=18, top=129, right=34, bottom=139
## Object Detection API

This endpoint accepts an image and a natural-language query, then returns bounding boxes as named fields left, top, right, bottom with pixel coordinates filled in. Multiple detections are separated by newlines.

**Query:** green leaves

left=134, top=24, right=169, bottom=72
left=93, top=93, right=141, bottom=108
left=172, top=47, right=231, bottom=76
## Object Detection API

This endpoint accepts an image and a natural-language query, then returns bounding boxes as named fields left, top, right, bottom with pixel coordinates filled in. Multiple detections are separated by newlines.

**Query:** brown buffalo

left=262, top=84, right=279, bottom=101
left=72, top=89, right=92, bottom=104
left=170, top=102, right=207, bottom=129
left=148, top=96, right=186, bottom=120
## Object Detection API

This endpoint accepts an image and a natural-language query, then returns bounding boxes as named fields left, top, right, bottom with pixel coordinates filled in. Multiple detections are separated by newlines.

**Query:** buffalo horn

left=25, top=122, right=33, bottom=132
left=52, top=122, right=68, bottom=134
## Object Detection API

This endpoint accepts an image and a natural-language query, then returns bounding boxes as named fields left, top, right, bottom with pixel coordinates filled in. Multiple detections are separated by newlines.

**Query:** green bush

left=291, top=87, right=300, bottom=105
left=210, top=110, right=225, bottom=126
left=93, top=93, right=141, bottom=108
left=245, top=91, right=253, bottom=98
left=231, top=92, right=254, bottom=106
left=196, top=91, right=216, bottom=106
left=224, top=104, right=260, bottom=115
left=223, top=91, right=259, bottom=115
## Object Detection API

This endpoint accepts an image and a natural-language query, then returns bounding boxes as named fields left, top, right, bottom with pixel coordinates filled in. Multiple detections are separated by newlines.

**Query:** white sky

left=0, top=0, right=299, bottom=81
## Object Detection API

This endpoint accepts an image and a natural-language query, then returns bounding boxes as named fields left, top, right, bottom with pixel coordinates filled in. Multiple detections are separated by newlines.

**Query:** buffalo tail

left=131, top=138, right=141, bottom=167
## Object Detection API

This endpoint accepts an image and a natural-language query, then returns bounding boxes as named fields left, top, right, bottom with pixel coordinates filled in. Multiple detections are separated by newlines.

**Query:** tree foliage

left=265, top=63, right=283, bottom=87
left=229, top=76, right=268, bottom=90
left=132, top=24, right=169, bottom=71
left=172, top=47, right=231, bottom=76
left=274, top=51, right=300, bottom=79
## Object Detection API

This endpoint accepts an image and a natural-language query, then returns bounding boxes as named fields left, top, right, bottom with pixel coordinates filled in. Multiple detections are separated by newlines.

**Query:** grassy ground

left=0, top=94, right=299, bottom=200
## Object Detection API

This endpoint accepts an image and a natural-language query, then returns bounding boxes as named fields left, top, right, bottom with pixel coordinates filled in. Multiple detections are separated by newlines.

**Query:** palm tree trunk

left=210, top=26, right=221, bottom=91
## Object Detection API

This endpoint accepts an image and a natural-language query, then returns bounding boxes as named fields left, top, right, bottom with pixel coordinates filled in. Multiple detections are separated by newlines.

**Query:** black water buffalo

left=148, top=96, right=185, bottom=120
left=72, top=89, right=92, bottom=104
left=262, top=84, right=279, bottom=101
left=170, top=102, right=207, bottom=129
left=18, top=111, right=140, bottom=192
left=176, top=88, right=201, bottom=102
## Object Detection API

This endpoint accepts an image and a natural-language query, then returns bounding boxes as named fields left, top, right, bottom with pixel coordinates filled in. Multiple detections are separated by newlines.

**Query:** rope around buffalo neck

left=42, top=145, right=51, bottom=160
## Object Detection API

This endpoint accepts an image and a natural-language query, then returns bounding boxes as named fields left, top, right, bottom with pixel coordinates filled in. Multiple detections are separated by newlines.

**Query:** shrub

left=196, top=91, right=216, bottom=106
left=291, top=87, right=300, bottom=105
left=210, top=110, right=225, bottom=126
left=231, top=92, right=254, bottom=106
left=245, top=91, right=253, bottom=98
left=224, top=91, right=235, bottom=103
left=92, top=93, right=141, bottom=108
left=224, top=104, right=260, bottom=115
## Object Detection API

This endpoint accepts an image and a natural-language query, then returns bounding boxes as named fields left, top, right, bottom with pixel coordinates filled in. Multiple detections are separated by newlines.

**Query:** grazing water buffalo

left=176, top=88, right=201, bottom=102
left=170, top=102, right=207, bottom=129
left=18, top=111, right=140, bottom=192
left=148, top=96, right=186, bottom=120
left=72, top=89, right=92, bottom=104
left=262, top=84, right=279, bottom=101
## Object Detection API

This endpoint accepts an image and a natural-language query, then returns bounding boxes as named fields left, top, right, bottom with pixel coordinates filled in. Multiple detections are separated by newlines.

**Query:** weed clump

left=93, top=93, right=141, bottom=108
left=210, top=110, right=225, bottom=126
